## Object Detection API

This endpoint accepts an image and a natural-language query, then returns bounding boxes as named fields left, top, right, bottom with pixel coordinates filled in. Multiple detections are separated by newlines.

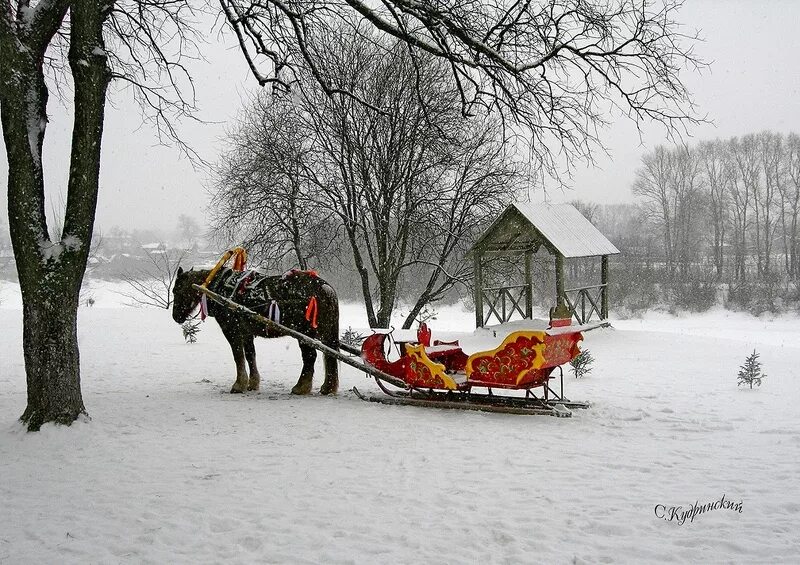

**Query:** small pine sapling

left=182, top=320, right=201, bottom=343
left=738, top=349, right=766, bottom=389
left=570, top=349, right=594, bottom=378
left=341, top=326, right=366, bottom=349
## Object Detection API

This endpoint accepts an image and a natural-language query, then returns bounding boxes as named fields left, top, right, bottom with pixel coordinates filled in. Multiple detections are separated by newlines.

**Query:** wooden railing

left=479, top=283, right=609, bottom=326
left=563, top=284, right=607, bottom=324
left=481, top=284, right=528, bottom=326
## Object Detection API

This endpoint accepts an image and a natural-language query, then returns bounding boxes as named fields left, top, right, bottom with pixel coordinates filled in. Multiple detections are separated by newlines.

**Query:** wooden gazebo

left=470, top=202, right=620, bottom=327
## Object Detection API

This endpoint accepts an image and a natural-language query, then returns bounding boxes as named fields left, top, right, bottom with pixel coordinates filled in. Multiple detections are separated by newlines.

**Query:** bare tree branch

left=220, top=0, right=705, bottom=175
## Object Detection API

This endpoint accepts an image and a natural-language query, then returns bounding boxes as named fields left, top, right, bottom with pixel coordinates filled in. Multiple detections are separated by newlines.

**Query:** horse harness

left=203, top=267, right=319, bottom=328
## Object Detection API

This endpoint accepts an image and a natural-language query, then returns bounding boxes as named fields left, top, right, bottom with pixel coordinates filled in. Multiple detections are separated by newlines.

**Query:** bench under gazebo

left=470, top=202, right=620, bottom=328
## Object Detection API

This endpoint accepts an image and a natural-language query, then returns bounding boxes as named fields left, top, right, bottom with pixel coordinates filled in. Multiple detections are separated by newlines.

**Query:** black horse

left=172, top=267, right=339, bottom=395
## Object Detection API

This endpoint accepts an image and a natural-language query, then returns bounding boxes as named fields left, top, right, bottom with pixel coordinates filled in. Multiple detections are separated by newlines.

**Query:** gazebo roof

left=471, top=202, right=620, bottom=258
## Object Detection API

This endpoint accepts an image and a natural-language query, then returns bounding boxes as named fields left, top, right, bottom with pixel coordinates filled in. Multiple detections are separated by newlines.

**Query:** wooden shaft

left=193, top=284, right=409, bottom=389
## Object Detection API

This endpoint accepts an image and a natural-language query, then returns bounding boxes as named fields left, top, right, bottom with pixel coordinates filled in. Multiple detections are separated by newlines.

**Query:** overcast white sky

left=2, top=0, right=800, bottom=234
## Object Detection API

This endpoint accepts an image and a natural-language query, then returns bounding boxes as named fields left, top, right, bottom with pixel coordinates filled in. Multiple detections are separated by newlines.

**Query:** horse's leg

left=220, top=324, right=249, bottom=393
left=291, top=342, right=316, bottom=395
left=319, top=352, right=339, bottom=395
left=243, top=335, right=261, bottom=391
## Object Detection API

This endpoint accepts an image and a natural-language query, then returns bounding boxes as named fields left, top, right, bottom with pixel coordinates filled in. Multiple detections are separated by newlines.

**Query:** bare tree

left=212, top=30, right=519, bottom=327
left=729, top=136, right=757, bottom=282
left=176, top=214, right=201, bottom=248
left=209, top=93, right=338, bottom=270
left=118, top=245, right=187, bottom=308
left=698, top=140, right=732, bottom=279
left=757, top=131, right=782, bottom=277
left=634, top=145, right=705, bottom=276
left=633, top=146, right=676, bottom=274
left=669, top=146, right=704, bottom=275
left=783, top=134, right=800, bottom=280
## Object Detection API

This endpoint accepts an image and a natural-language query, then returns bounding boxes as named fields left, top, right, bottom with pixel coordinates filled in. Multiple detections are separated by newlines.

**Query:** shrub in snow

left=570, top=349, right=594, bottom=378
left=727, top=276, right=783, bottom=316
left=610, top=264, right=660, bottom=315
left=341, top=326, right=366, bottom=349
left=737, top=349, right=766, bottom=389
left=669, top=269, right=718, bottom=312
left=182, top=320, right=201, bottom=343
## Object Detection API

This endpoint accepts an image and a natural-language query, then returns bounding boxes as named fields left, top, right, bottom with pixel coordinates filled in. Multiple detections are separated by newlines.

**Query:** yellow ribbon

left=202, top=246, right=248, bottom=288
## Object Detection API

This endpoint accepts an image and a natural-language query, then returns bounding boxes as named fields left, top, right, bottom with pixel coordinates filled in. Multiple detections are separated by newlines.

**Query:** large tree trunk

left=20, top=280, right=86, bottom=429
left=1, top=0, right=110, bottom=431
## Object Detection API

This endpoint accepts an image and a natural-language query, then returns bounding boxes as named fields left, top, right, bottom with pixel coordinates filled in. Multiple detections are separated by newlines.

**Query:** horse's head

left=171, top=267, right=204, bottom=323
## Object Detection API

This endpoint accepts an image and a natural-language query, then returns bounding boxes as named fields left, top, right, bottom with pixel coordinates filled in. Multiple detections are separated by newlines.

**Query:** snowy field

left=1, top=280, right=799, bottom=564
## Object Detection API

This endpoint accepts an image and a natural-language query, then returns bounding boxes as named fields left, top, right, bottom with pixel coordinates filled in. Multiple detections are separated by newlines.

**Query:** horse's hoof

left=248, top=382, right=260, bottom=392
left=230, top=386, right=245, bottom=394
left=291, top=383, right=312, bottom=395
left=319, top=383, right=338, bottom=395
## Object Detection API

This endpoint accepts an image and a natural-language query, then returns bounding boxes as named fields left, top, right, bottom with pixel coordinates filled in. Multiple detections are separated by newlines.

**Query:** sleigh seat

left=464, top=329, right=582, bottom=390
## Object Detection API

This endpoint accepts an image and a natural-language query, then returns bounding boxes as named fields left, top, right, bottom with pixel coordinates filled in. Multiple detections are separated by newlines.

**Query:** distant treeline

left=578, top=131, right=800, bottom=315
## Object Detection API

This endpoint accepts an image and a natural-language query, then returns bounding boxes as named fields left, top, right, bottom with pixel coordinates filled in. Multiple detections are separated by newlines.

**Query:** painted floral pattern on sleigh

left=404, top=344, right=467, bottom=390
left=464, top=330, right=582, bottom=390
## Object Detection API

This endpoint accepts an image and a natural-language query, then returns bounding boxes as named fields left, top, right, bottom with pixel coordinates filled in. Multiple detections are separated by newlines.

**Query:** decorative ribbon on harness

left=283, top=268, right=318, bottom=280
left=202, top=247, right=248, bottom=288
left=305, top=296, right=318, bottom=329
left=200, top=293, right=208, bottom=321
left=232, top=249, right=247, bottom=271
left=267, top=300, right=281, bottom=324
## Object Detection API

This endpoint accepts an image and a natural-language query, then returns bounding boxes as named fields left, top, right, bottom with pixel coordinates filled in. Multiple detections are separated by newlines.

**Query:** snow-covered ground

left=1, top=280, right=799, bottom=564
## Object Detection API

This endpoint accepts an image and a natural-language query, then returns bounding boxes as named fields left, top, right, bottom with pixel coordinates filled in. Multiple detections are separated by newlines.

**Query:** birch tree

left=783, top=134, right=800, bottom=279
left=756, top=131, right=781, bottom=277
left=633, top=146, right=675, bottom=273
left=729, top=137, right=757, bottom=282
left=698, top=140, right=732, bottom=278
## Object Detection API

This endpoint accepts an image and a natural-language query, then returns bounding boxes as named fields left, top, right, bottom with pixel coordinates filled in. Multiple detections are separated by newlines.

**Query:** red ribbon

left=305, top=296, right=318, bottom=329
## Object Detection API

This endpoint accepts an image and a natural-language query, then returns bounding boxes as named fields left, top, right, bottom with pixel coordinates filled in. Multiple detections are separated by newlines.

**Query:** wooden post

left=474, top=250, right=484, bottom=328
left=524, top=250, right=533, bottom=320
left=601, top=254, right=609, bottom=319
left=555, top=254, right=565, bottom=307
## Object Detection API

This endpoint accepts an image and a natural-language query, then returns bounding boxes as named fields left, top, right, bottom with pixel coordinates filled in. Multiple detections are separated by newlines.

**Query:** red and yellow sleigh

left=357, top=320, right=593, bottom=416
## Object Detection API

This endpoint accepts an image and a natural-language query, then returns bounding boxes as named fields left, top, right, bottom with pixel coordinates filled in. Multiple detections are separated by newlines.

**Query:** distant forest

left=584, top=131, right=800, bottom=316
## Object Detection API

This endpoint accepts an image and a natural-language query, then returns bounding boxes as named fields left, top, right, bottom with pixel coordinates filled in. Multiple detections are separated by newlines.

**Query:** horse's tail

left=313, top=276, right=340, bottom=394
left=316, top=277, right=340, bottom=351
